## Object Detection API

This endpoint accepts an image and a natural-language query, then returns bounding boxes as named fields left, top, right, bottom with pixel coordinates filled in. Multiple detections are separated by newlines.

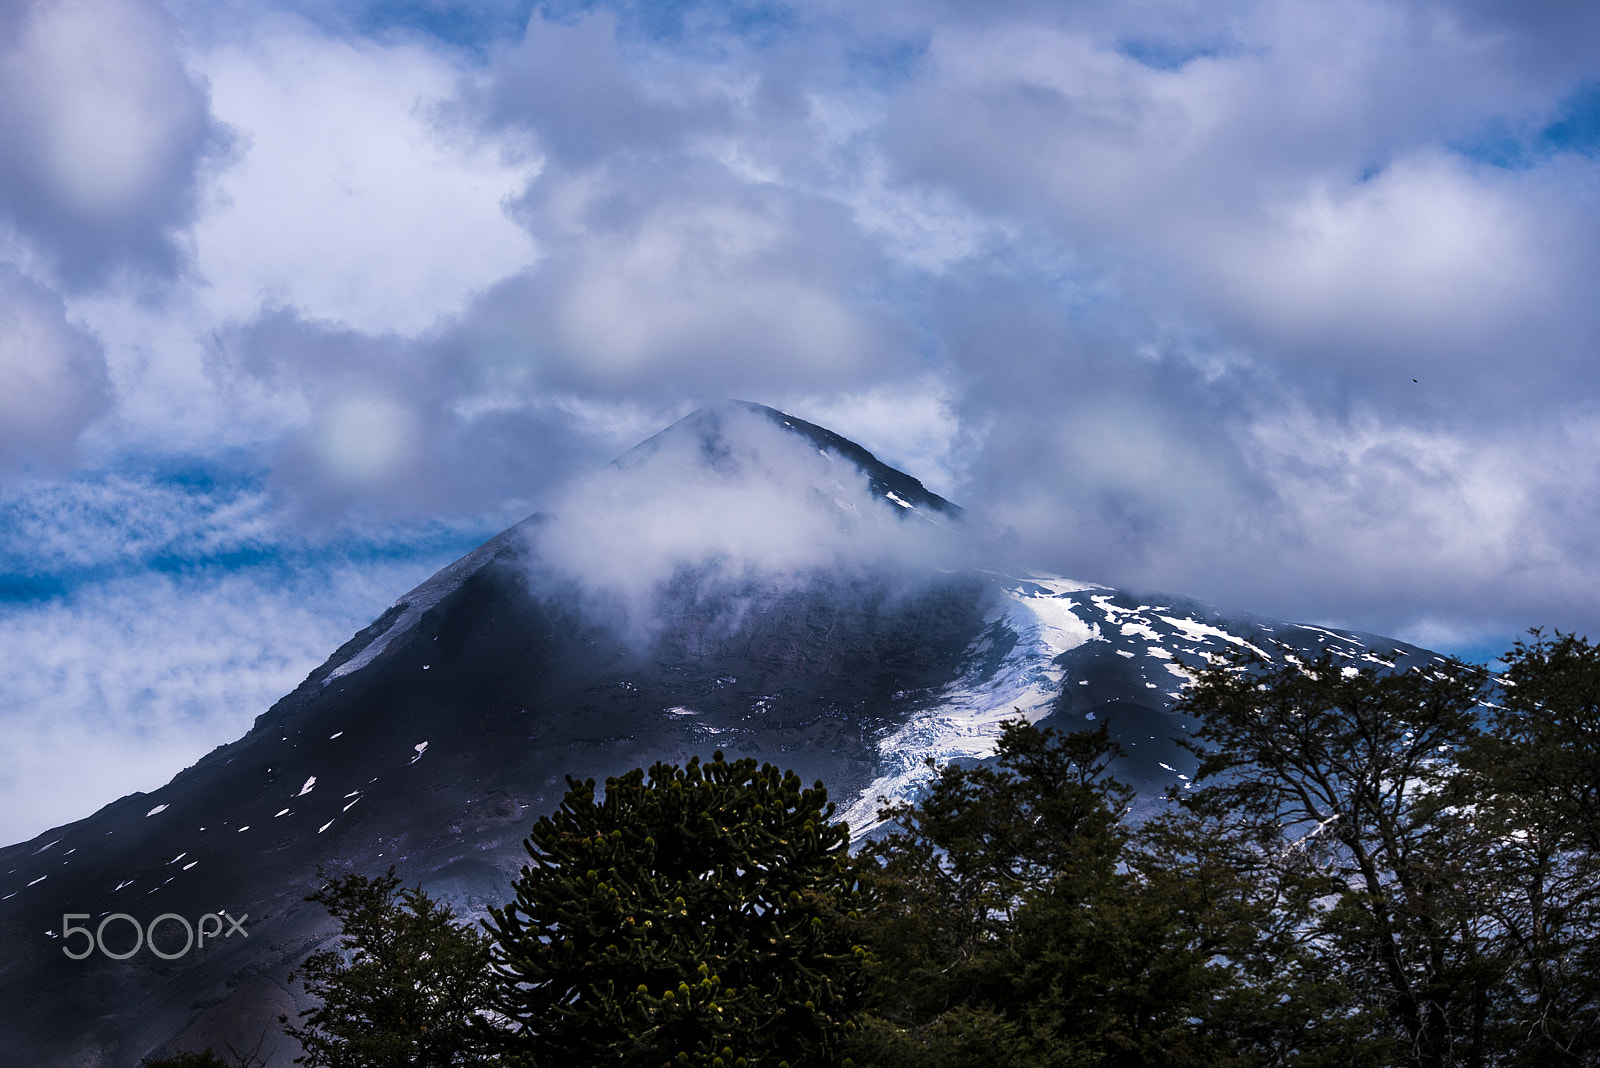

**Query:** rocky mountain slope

left=0, top=401, right=1447, bottom=1066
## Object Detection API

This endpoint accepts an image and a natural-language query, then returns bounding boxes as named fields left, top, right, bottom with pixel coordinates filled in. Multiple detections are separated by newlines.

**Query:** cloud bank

left=0, top=266, right=109, bottom=469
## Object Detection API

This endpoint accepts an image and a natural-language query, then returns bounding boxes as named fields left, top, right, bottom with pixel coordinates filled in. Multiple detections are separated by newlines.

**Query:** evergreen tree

left=482, top=753, right=867, bottom=1068
left=280, top=867, right=498, bottom=1068
left=1476, top=630, right=1600, bottom=850
left=1128, top=803, right=1375, bottom=1068
left=848, top=722, right=1133, bottom=1042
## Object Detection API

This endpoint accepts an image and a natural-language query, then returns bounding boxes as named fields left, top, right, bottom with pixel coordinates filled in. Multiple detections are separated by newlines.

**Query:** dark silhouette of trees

left=267, top=632, right=1600, bottom=1068
left=1178, top=635, right=1600, bottom=1067
left=845, top=719, right=1334, bottom=1067
left=1452, top=632, right=1600, bottom=1063
left=280, top=867, right=497, bottom=1067
left=1178, top=649, right=1493, bottom=1067
left=141, top=1038, right=268, bottom=1068
left=482, top=753, right=868, bottom=1068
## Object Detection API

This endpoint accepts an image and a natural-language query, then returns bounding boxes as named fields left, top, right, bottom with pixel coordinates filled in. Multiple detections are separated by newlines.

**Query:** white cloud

left=780, top=378, right=968, bottom=500
left=986, top=397, right=1600, bottom=647
left=6, top=0, right=1600, bottom=848
left=313, top=394, right=420, bottom=484
left=0, top=266, right=109, bottom=468
left=0, top=560, right=446, bottom=845
left=193, top=19, right=538, bottom=334
left=0, top=474, right=273, bottom=571
left=545, top=192, right=893, bottom=385
left=526, top=403, right=966, bottom=644
left=875, top=0, right=1600, bottom=389
left=0, top=0, right=215, bottom=281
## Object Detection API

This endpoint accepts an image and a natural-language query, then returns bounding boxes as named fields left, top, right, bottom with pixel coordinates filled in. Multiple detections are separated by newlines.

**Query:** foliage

left=1177, top=649, right=1493, bottom=1067
left=1177, top=635, right=1600, bottom=1066
left=1454, top=631, right=1600, bottom=1063
left=482, top=752, right=867, bottom=1068
left=280, top=867, right=497, bottom=1068
left=1476, top=630, right=1600, bottom=850
left=850, top=721, right=1131, bottom=1018
left=141, top=1047, right=265, bottom=1068
left=264, top=631, right=1600, bottom=1068
left=847, top=719, right=1320, bottom=1068
left=142, top=1030, right=270, bottom=1068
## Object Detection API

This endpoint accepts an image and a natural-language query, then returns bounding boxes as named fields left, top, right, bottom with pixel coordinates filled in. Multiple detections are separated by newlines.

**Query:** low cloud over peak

left=523, top=401, right=968, bottom=644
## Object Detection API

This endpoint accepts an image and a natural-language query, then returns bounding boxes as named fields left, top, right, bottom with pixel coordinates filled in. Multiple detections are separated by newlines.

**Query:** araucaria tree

left=482, top=753, right=868, bottom=1068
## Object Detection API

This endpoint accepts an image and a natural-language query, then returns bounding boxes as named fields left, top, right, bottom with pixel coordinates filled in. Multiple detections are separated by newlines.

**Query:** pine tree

left=482, top=753, right=868, bottom=1068
left=280, top=867, right=498, bottom=1068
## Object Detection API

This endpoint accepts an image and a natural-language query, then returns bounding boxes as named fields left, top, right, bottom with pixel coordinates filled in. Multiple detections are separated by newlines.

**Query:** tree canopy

left=265, top=631, right=1600, bottom=1068
left=280, top=867, right=497, bottom=1068
left=482, top=753, right=868, bottom=1068
left=844, top=718, right=1351, bottom=1068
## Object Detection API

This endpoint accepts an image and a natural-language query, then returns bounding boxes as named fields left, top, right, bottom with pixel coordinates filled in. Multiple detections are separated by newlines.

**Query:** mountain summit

left=614, top=400, right=960, bottom=518
left=0, top=403, right=1444, bottom=1066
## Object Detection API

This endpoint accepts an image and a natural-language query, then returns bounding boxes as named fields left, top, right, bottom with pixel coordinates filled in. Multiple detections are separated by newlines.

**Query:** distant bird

left=1413, top=378, right=1418, bottom=383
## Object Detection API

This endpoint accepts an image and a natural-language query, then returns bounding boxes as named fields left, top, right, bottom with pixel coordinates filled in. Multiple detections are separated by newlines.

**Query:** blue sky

left=2, top=0, right=1599, bottom=844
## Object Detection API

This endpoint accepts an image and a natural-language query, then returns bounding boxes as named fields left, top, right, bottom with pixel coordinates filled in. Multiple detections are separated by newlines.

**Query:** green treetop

left=280, top=867, right=497, bottom=1068
left=482, top=752, right=868, bottom=1068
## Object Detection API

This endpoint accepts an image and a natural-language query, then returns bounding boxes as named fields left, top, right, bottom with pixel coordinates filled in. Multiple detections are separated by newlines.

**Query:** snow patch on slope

left=323, top=523, right=530, bottom=685
left=843, top=574, right=1103, bottom=834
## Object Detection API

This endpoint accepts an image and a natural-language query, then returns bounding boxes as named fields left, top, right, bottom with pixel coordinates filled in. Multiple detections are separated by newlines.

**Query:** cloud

left=780, top=378, right=968, bottom=499
left=872, top=1, right=1600, bottom=398
left=0, top=472, right=276, bottom=573
left=217, top=309, right=625, bottom=516
left=191, top=10, right=924, bottom=515
left=192, top=20, right=538, bottom=334
left=1233, top=408, right=1600, bottom=634
left=22, top=13, right=545, bottom=473
left=453, top=174, right=916, bottom=396
left=0, top=561, right=448, bottom=846
left=188, top=0, right=1599, bottom=655
left=9, top=0, right=1600, bottom=852
left=477, top=9, right=723, bottom=167
left=0, top=0, right=222, bottom=285
left=523, top=403, right=967, bottom=644
left=0, top=266, right=110, bottom=469
left=0, top=468, right=491, bottom=844
left=441, top=12, right=919, bottom=397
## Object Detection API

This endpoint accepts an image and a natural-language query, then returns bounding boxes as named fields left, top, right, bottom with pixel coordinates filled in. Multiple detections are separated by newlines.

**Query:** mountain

left=0, top=401, right=1449, bottom=1066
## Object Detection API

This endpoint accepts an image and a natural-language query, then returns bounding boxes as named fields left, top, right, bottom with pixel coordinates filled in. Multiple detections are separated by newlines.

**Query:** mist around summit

left=522, top=402, right=970, bottom=649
